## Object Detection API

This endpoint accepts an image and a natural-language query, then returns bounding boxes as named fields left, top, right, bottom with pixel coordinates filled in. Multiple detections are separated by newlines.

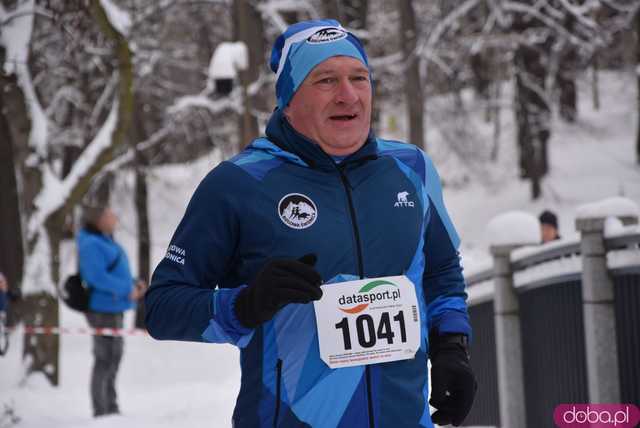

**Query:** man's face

left=285, top=56, right=372, bottom=156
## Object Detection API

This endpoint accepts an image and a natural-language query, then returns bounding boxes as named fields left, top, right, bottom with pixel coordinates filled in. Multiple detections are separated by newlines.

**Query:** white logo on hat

left=307, top=28, right=348, bottom=44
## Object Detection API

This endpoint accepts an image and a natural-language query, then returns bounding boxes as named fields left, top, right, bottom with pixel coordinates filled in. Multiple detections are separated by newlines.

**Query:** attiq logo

left=338, top=280, right=401, bottom=314
left=554, top=404, right=640, bottom=427
left=307, top=27, right=348, bottom=44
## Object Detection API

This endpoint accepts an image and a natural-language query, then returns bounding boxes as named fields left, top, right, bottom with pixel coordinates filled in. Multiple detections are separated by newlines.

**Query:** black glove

left=234, top=254, right=323, bottom=328
left=429, top=334, right=477, bottom=426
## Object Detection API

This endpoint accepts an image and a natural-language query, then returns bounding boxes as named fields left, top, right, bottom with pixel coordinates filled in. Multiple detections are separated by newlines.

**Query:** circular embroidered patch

left=278, top=193, right=318, bottom=230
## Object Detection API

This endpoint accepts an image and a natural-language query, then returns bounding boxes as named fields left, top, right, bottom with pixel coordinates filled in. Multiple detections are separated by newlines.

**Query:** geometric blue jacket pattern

left=145, top=108, right=471, bottom=428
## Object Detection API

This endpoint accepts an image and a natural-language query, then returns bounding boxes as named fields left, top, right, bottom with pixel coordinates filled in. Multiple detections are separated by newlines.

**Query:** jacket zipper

left=336, top=165, right=375, bottom=428
left=274, top=359, right=282, bottom=428
left=336, top=166, right=364, bottom=279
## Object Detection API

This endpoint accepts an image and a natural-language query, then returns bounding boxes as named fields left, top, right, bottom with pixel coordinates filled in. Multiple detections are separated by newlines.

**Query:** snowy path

left=0, top=321, right=241, bottom=428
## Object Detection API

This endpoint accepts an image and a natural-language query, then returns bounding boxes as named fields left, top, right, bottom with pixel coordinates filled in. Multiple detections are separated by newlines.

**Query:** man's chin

left=320, top=136, right=367, bottom=156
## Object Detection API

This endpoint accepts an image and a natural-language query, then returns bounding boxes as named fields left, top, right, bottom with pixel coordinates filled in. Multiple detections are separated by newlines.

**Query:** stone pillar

left=491, top=244, right=527, bottom=428
left=575, top=217, right=620, bottom=403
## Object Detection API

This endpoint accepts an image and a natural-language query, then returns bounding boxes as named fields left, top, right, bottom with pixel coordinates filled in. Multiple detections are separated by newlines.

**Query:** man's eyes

left=351, top=75, right=369, bottom=82
left=314, top=76, right=369, bottom=85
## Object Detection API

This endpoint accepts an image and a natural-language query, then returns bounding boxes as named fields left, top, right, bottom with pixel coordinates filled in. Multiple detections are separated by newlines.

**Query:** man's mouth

left=330, top=113, right=358, bottom=121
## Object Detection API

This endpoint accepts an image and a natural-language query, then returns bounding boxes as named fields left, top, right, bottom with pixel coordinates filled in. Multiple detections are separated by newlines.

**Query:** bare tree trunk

left=131, top=100, right=150, bottom=329
left=491, top=80, right=502, bottom=162
left=397, top=0, right=425, bottom=150
left=233, top=0, right=264, bottom=152
left=557, top=13, right=577, bottom=123
left=323, top=0, right=340, bottom=20
left=323, top=0, right=368, bottom=28
left=636, top=10, right=640, bottom=165
left=345, top=0, right=367, bottom=29
left=592, top=53, right=600, bottom=111
left=514, top=40, right=550, bottom=200
left=471, top=51, right=492, bottom=122
left=557, top=55, right=577, bottom=122
left=0, top=70, right=25, bottom=328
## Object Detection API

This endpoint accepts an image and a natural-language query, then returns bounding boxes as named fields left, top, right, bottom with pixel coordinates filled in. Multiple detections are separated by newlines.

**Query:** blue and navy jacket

left=146, top=109, right=471, bottom=428
left=77, top=228, right=134, bottom=314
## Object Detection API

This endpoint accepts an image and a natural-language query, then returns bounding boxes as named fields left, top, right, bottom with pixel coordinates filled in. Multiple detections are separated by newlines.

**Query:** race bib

left=313, top=275, right=421, bottom=369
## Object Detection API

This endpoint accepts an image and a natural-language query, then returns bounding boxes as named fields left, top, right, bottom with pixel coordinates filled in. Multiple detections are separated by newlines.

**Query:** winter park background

left=1, top=1, right=640, bottom=427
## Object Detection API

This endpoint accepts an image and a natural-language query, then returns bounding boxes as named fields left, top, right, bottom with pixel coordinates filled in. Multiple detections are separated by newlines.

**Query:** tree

left=322, top=0, right=368, bottom=29
left=511, top=11, right=552, bottom=199
left=0, top=54, right=26, bottom=328
left=398, top=0, right=424, bottom=150
left=233, top=0, right=264, bottom=151
left=556, top=10, right=578, bottom=123
left=636, top=7, right=640, bottom=164
left=130, top=99, right=150, bottom=329
left=0, top=0, right=133, bottom=384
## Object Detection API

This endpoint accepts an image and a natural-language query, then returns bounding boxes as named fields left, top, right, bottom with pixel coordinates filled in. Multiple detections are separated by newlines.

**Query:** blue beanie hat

left=270, top=19, right=369, bottom=108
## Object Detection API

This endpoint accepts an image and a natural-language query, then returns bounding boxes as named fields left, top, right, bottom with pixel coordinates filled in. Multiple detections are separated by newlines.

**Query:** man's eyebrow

left=310, top=67, right=369, bottom=78
left=351, top=67, right=369, bottom=74
left=309, top=70, right=335, bottom=78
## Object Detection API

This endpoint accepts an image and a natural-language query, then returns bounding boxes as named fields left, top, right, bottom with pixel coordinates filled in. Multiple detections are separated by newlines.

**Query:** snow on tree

left=0, top=0, right=133, bottom=385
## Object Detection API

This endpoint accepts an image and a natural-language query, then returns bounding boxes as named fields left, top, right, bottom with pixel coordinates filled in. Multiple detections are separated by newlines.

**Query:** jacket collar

left=264, top=108, right=378, bottom=172
left=80, top=225, right=113, bottom=240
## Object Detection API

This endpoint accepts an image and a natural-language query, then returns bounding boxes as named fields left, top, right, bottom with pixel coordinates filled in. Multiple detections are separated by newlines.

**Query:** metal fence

left=614, top=270, right=640, bottom=406
left=519, top=279, right=588, bottom=428
left=466, top=301, right=499, bottom=426
left=462, top=230, right=640, bottom=427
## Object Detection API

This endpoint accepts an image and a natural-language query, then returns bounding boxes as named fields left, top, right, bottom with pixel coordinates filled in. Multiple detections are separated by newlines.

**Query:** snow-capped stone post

left=208, top=41, right=250, bottom=153
left=575, top=197, right=639, bottom=404
left=486, top=211, right=540, bottom=428
left=208, top=42, right=248, bottom=96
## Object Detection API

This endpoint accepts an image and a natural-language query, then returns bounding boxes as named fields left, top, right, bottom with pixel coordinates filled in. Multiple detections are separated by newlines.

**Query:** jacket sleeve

left=420, top=153, right=471, bottom=338
left=145, top=163, right=253, bottom=346
left=78, top=241, right=131, bottom=297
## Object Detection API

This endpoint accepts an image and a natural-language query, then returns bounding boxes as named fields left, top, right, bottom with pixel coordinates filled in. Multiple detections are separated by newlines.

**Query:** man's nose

left=334, top=79, right=359, bottom=104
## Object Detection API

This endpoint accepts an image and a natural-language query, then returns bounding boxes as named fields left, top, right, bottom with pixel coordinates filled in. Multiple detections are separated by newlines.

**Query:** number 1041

left=335, top=311, right=407, bottom=350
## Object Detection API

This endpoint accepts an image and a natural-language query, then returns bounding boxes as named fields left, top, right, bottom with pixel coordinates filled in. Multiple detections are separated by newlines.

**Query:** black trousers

left=86, top=311, right=124, bottom=417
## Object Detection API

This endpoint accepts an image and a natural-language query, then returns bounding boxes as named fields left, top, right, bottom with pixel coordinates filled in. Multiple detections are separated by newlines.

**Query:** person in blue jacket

left=78, top=204, right=146, bottom=417
left=146, top=19, right=476, bottom=428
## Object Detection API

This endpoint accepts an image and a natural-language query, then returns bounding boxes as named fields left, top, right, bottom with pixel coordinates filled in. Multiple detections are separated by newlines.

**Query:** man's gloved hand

left=234, top=254, right=322, bottom=328
left=429, top=334, right=477, bottom=426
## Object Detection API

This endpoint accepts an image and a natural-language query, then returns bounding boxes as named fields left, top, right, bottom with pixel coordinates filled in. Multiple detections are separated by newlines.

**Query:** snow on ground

left=1, top=71, right=639, bottom=427
left=0, top=322, right=240, bottom=428
left=423, top=70, right=640, bottom=270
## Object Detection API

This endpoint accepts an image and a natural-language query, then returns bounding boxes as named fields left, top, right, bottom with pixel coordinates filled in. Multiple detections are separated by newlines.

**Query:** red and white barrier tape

left=8, top=326, right=148, bottom=337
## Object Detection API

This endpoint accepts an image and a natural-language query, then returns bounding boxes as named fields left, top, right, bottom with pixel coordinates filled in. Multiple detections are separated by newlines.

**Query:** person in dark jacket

left=78, top=204, right=146, bottom=417
left=146, top=19, right=476, bottom=428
